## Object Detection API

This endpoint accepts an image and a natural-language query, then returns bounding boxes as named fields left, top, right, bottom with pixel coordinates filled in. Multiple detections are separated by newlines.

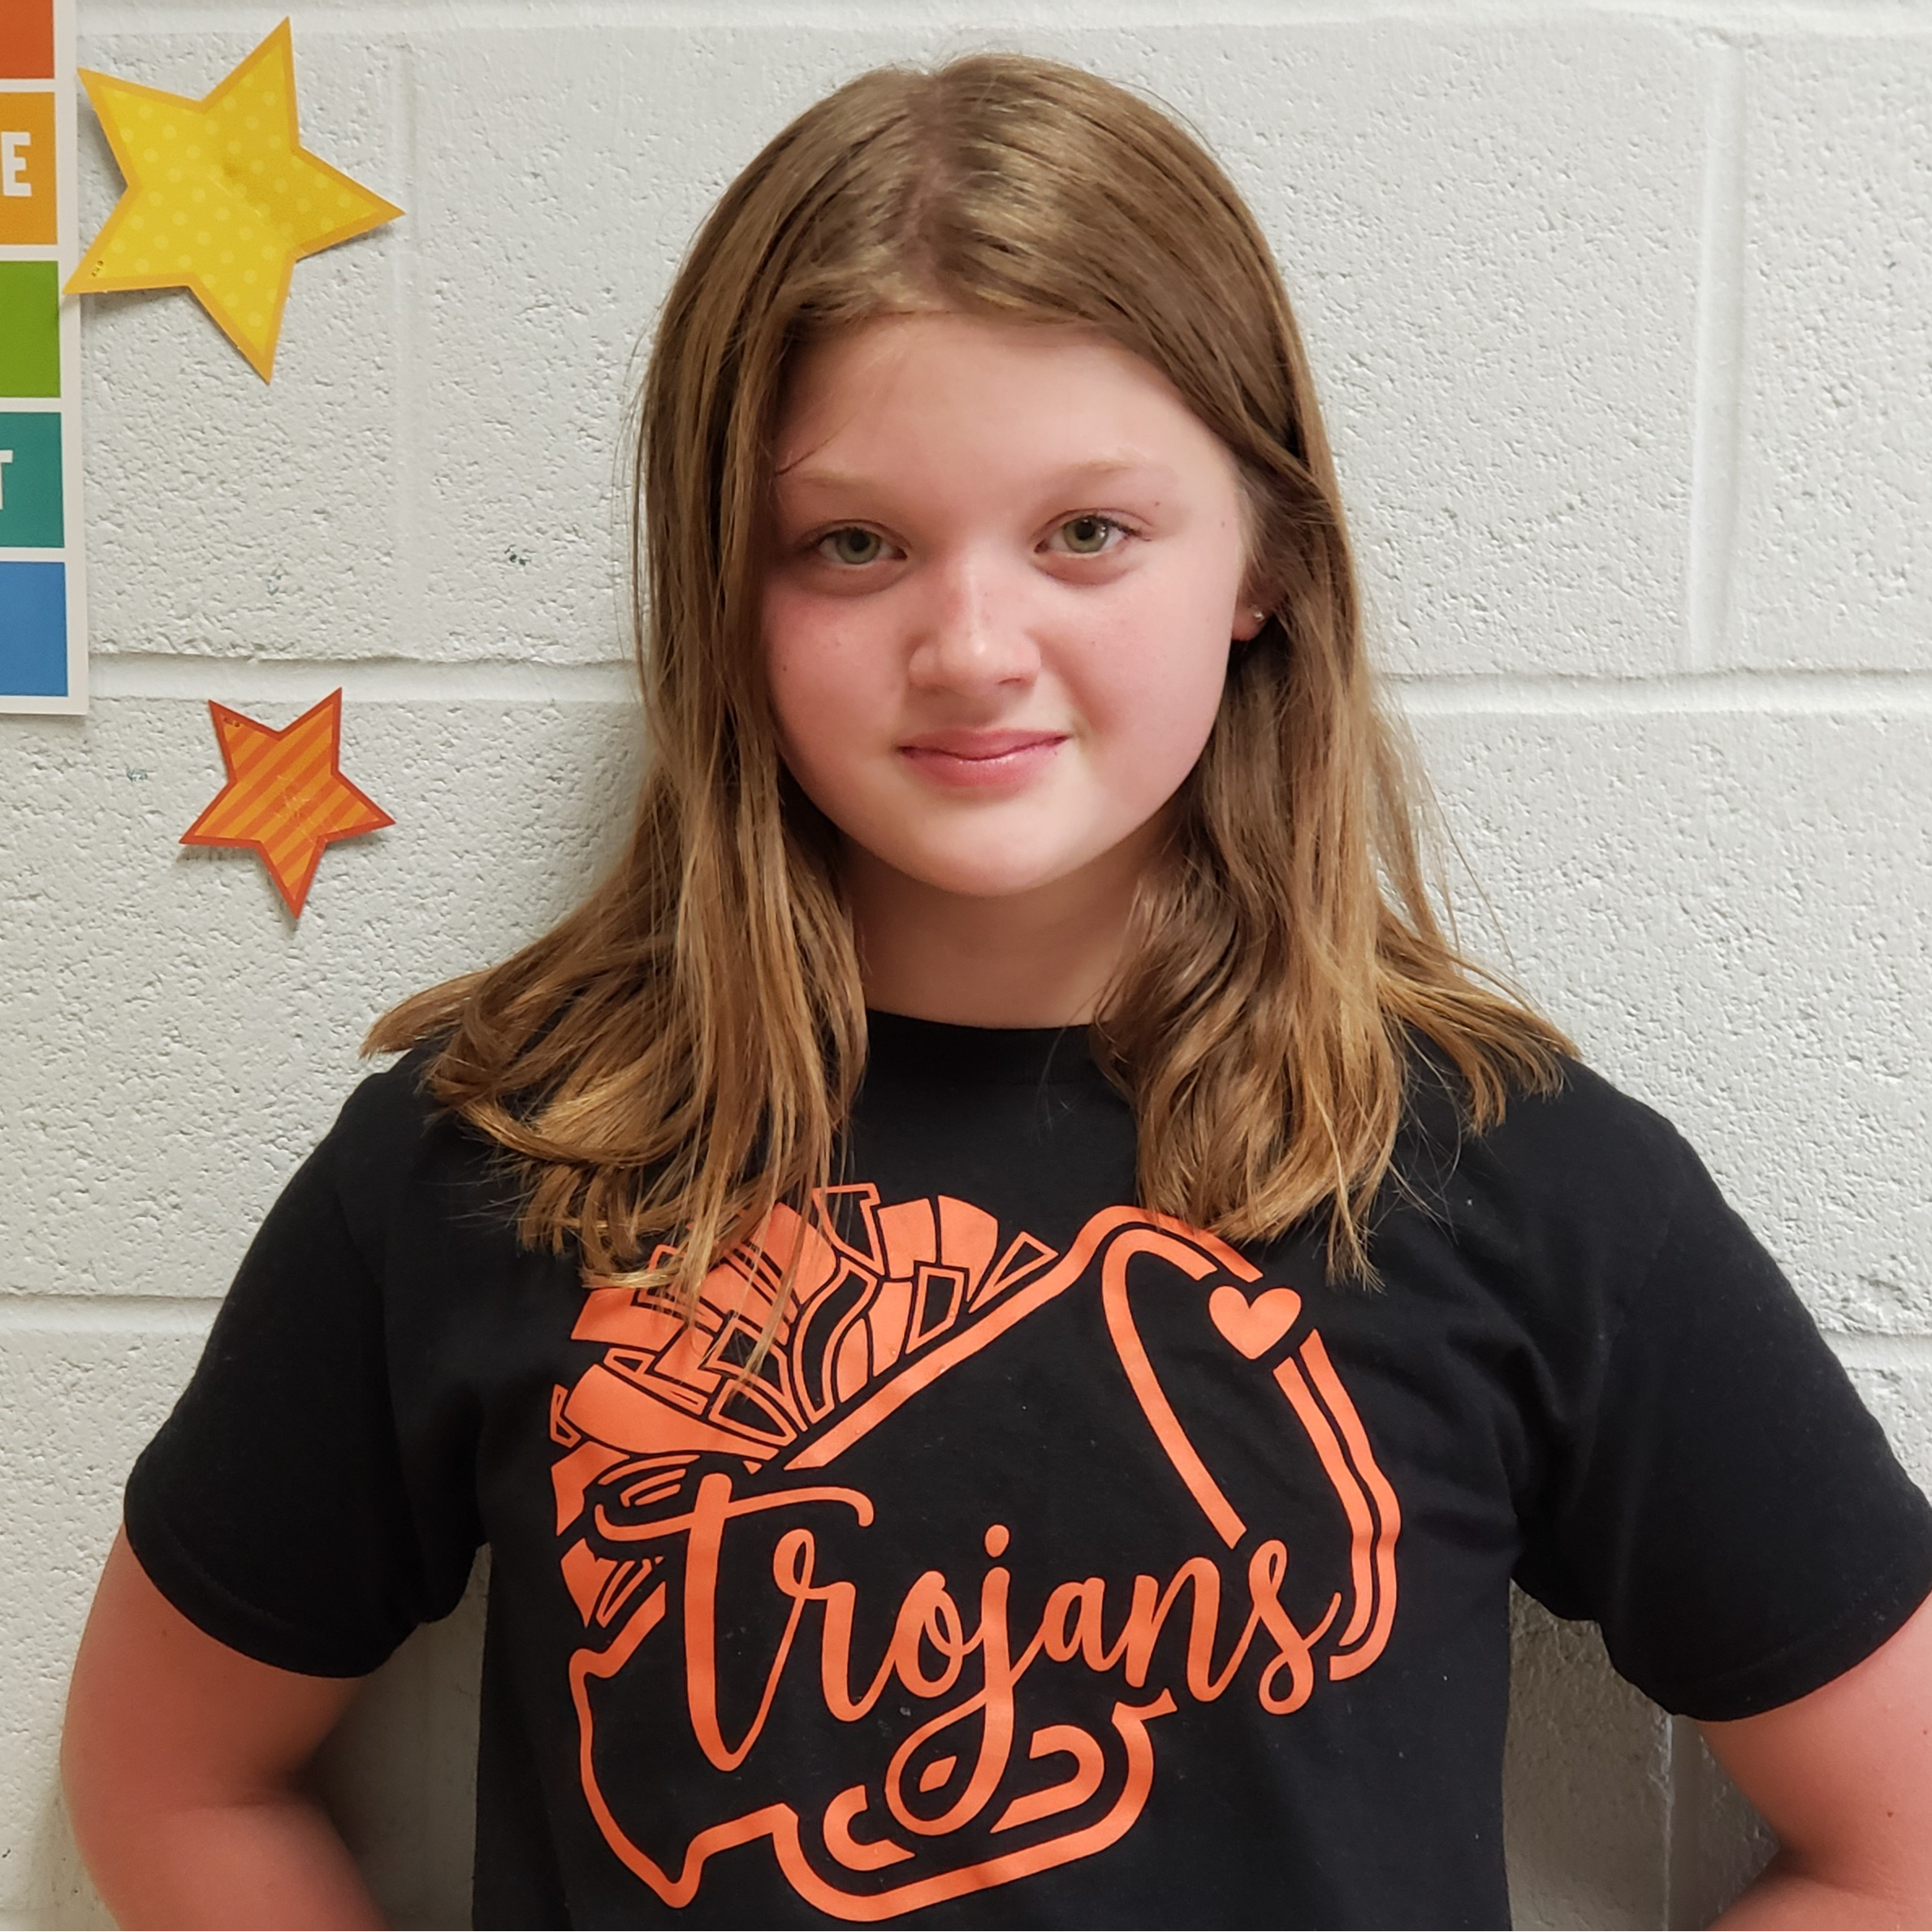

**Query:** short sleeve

left=123, top=1065, right=477, bottom=1678
left=1515, top=1139, right=1932, bottom=1722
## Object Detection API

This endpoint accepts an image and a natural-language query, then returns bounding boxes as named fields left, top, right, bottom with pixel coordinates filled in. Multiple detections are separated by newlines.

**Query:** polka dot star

left=181, top=690, right=394, bottom=917
left=65, top=20, right=402, bottom=379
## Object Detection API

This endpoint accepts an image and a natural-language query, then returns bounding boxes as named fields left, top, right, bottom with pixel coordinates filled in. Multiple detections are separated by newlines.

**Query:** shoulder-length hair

left=370, top=53, right=1569, bottom=1295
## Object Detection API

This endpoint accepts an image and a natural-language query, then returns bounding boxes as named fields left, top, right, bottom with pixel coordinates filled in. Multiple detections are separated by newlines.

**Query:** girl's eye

left=818, top=527, right=888, bottom=567
left=1053, top=514, right=1126, bottom=556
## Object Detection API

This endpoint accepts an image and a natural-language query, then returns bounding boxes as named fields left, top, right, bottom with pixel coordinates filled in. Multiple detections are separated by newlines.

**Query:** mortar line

left=1824, top=1331, right=1932, bottom=1372
left=1372, top=668, right=1932, bottom=717
left=69, top=655, right=1932, bottom=712
left=80, top=2, right=1932, bottom=34
left=1661, top=1712, right=1685, bottom=1932
left=1683, top=34, right=1747, bottom=675
left=87, top=654, right=638, bottom=705
left=1392, top=670, right=1932, bottom=717
left=0, top=1293, right=221, bottom=1334
left=391, top=33, right=426, bottom=665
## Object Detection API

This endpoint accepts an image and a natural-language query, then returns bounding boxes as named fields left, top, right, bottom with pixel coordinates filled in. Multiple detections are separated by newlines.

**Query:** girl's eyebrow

left=1040, top=456, right=1177, bottom=490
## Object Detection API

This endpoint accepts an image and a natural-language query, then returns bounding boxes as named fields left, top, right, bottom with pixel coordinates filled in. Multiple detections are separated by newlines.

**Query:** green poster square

left=0, top=559, right=66, bottom=696
left=0, top=261, right=61, bottom=397
left=0, top=411, right=62, bottom=546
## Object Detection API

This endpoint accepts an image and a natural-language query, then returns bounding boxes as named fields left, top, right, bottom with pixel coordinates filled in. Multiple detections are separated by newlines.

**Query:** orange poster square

left=0, top=3, right=53, bottom=81
left=0, top=93, right=55, bottom=244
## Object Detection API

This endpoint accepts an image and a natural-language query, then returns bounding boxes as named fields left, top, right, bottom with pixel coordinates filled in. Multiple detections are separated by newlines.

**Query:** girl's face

left=763, top=312, right=1262, bottom=908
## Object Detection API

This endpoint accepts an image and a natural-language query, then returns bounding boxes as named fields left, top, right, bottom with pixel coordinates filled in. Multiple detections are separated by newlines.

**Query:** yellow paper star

left=65, top=19, right=402, bottom=379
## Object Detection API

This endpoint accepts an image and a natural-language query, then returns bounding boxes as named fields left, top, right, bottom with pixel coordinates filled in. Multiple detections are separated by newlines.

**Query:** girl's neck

left=842, top=833, right=1152, bottom=1029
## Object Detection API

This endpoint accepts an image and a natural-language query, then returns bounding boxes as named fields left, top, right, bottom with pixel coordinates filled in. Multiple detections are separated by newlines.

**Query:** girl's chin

left=834, top=805, right=1169, bottom=905
left=854, top=841, right=1126, bottom=904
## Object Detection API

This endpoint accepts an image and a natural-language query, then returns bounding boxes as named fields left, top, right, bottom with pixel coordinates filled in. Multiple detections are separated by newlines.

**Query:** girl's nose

left=905, top=551, right=1043, bottom=694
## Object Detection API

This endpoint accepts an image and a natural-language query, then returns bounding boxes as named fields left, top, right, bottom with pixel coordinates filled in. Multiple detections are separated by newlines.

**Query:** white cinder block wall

left=2, top=2, right=1926, bottom=1926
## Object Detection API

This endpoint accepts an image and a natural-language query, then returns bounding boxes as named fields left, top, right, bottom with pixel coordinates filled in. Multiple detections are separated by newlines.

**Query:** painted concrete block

left=1664, top=1720, right=1777, bottom=1930
left=0, top=694, right=642, bottom=1302
left=1054, top=21, right=1704, bottom=681
left=407, top=24, right=939, bottom=665
left=1731, top=36, right=1932, bottom=671
left=71, top=30, right=404, bottom=658
left=1411, top=707, right=1932, bottom=1335
left=406, top=18, right=1701, bottom=676
left=1503, top=1593, right=1671, bottom=1930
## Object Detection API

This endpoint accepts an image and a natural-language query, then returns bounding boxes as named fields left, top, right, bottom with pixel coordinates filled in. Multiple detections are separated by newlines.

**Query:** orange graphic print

left=550, top=1189, right=1401, bottom=1919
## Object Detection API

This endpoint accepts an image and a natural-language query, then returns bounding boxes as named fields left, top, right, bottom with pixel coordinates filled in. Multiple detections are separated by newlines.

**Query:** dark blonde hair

left=370, top=53, right=1568, bottom=1294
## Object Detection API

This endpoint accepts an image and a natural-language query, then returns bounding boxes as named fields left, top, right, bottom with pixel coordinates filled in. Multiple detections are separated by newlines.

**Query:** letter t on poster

left=0, top=0, right=88, bottom=715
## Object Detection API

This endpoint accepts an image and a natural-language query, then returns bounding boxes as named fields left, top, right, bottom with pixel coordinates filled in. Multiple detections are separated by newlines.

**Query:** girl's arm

left=63, top=1528, right=379, bottom=1931
left=1702, top=1591, right=1932, bottom=1930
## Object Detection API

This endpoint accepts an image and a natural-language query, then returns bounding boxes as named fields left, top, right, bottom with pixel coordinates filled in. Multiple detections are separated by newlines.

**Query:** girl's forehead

left=772, top=313, right=1216, bottom=478
left=785, top=311, right=1137, bottom=400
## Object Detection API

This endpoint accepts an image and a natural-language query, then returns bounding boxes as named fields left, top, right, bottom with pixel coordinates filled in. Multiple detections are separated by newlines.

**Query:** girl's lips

left=897, top=731, right=1067, bottom=790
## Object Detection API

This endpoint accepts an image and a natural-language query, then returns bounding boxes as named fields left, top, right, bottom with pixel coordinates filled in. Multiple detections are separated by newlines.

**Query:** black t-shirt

left=126, top=1016, right=1932, bottom=1930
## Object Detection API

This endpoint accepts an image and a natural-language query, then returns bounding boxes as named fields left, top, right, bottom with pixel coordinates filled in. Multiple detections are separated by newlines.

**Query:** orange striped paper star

left=181, top=689, right=392, bottom=915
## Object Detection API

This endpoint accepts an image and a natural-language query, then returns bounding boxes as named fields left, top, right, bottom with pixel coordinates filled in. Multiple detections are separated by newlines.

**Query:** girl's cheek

left=769, top=583, right=888, bottom=674
left=767, top=628, right=900, bottom=794
left=1072, top=610, right=1219, bottom=726
left=764, top=600, right=841, bottom=707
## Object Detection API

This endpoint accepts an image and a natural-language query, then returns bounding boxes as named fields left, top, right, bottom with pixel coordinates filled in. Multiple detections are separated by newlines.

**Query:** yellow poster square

left=0, top=92, right=56, bottom=245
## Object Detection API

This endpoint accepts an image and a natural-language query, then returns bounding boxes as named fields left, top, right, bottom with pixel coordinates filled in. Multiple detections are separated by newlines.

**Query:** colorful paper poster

left=0, top=0, right=85, bottom=714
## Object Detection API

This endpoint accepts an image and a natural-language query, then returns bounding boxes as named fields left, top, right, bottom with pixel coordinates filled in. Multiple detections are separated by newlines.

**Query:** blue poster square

left=0, top=558, right=66, bottom=695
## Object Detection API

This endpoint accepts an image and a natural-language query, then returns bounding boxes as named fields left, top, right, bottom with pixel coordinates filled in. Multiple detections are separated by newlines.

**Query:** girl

left=62, top=54, right=1932, bottom=1932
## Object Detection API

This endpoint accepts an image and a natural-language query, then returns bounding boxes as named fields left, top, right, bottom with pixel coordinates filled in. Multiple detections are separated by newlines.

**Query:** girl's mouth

left=897, top=729, right=1068, bottom=789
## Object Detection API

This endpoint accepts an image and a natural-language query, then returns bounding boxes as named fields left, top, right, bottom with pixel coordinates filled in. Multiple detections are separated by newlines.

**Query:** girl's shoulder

left=310, top=1043, right=516, bottom=1260
left=1387, top=1041, right=1761, bottom=1346
left=1400, top=1041, right=1705, bottom=1228
left=331, top=1040, right=445, bottom=1143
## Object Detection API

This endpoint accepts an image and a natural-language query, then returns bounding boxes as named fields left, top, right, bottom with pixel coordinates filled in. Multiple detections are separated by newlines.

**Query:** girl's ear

left=1233, top=603, right=1270, bottom=642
